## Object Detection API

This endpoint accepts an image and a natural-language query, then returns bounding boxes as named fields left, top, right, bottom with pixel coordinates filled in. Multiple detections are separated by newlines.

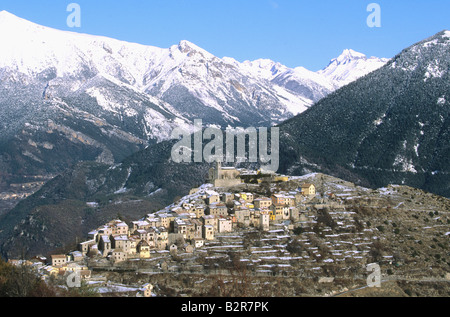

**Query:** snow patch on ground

left=394, top=155, right=417, bottom=173
left=437, top=96, right=446, bottom=105
left=424, top=63, right=445, bottom=81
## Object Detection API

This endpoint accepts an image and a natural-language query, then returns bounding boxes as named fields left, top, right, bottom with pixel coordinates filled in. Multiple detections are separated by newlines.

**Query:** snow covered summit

left=318, top=49, right=390, bottom=87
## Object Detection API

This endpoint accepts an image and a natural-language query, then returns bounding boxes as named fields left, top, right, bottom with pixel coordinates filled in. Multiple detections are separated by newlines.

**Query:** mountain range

left=3, top=12, right=449, bottom=259
left=0, top=10, right=388, bottom=193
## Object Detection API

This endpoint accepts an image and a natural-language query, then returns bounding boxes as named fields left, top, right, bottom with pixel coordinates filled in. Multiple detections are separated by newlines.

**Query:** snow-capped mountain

left=226, top=58, right=289, bottom=81
left=0, top=10, right=191, bottom=140
left=140, top=40, right=313, bottom=125
left=0, top=11, right=158, bottom=89
left=0, top=11, right=388, bottom=126
left=0, top=10, right=388, bottom=191
left=0, top=10, right=311, bottom=128
left=279, top=30, right=450, bottom=198
left=318, top=49, right=390, bottom=88
left=223, top=50, right=389, bottom=105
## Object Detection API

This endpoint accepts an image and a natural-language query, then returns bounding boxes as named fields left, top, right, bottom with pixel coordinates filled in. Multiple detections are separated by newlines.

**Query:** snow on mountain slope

left=0, top=10, right=395, bottom=214
left=271, top=66, right=337, bottom=103
left=81, top=74, right=191, bottom=142
left=0, top=10, right=390, bottom=132
left=279, top=30, right=450, bottom=198
left=236, top=58, right=289, bottom=81
left=0, top=11, right=315, bottom=126
left=0, top=10, right=164, bottom=87
left=226, top=50, right=388, bottom=106
left=318, top=49, right=390, bottom=88
left=141, top=41, right=317, bottom=124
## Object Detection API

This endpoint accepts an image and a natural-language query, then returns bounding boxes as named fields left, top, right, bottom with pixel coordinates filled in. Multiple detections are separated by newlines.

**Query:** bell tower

left=214, top=160, right=222, bottom=180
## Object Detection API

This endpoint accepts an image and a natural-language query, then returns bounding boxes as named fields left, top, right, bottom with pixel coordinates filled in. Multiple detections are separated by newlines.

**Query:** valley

left=0, top=10, right=448, bottom=299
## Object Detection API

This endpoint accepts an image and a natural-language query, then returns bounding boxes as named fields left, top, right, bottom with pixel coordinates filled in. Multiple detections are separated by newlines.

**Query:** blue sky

left=1, top=0, right=449, bottom=71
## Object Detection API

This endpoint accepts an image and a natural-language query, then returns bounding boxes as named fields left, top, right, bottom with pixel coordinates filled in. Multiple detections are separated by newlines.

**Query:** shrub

left=286, top=239, right=304, bottom=255
left=369, top=240, right=385, bottom=262
left=316, top=209, right=337, bottom=230
left=353, top=216, right=364, bottom=232
left=293, top=227, right=304, bottom=235
left=0, top=259, right=89, bottom=297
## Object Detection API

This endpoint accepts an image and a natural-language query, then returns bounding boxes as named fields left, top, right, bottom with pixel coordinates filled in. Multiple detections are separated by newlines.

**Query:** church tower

left=208, top=160, right=222, bottom=184
left=214, top=160, right=222, bottom=180
left=208, top=160, right=241, bottom=188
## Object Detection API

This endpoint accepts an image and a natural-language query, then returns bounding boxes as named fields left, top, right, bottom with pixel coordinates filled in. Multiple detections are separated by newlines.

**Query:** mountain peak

left=0, top=10, right=36, bottom=26
left=336, top=49, right=367, bottom=64
left=435, top=30, right=450, bottom=41
left=0, top=10, right=21, bottom=22
left=177, top=40, right=203, bottom=53
left=0, top=10, right=14, bottom=16
left=0, top=10, right=48, bottom=33
left=240, top=58, right=288, bottom=80
left=178, top=39, right=195, bottom=48
left=318, top=49, right=388, bottom=88
left=342, top=48, right=366, bottom=56
left=173, top=39, right=216, bottom=60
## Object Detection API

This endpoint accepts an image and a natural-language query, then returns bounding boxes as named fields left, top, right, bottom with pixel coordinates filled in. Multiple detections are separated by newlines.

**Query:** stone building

left=203, top=225, right=215, bottom=240
left=51, top=255, right=67, bottom=267
left=301, top=183, right=316, bottom=196
left=208, top=161, right=242, bottom=188
left=254, top=197, right=272, bottom=209
left=137, top=240, right=151, bottom=259
left=207, top=203, right=228, bottom=217
left=218, top=218, right=233, bottom=233
left=259, top=211, right=270, bottom=231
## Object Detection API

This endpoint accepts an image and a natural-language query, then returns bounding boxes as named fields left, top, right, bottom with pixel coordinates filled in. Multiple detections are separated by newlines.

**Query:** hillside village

left=76, top=163, right=317, bottom=261
left=8, top=162, right=450, bottom=297
left=51, top=164, right=316, bottom=269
